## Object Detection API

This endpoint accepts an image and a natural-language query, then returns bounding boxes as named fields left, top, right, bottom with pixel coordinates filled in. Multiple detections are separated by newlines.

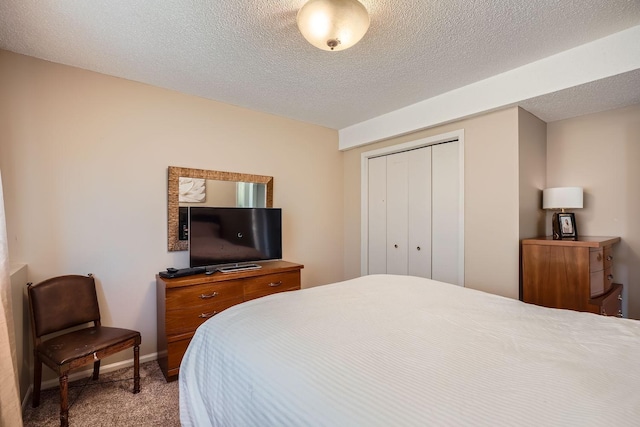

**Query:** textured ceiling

left=1, top=0, right=639, bottom=130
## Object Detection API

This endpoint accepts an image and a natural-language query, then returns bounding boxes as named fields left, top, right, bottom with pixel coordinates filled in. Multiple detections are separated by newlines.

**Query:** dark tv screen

left=189, top=207, right=282, bottom=268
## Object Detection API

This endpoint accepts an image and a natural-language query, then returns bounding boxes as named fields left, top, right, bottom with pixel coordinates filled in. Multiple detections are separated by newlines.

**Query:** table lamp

left=542, top=187, right=583, bottom=240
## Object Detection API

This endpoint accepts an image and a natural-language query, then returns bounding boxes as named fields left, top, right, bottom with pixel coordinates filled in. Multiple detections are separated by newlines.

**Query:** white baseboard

left=22, top=352, right=158, bottom=410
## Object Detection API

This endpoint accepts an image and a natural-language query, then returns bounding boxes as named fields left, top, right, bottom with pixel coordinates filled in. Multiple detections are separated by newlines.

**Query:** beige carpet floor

left=22, top=361, right=180, bottom=426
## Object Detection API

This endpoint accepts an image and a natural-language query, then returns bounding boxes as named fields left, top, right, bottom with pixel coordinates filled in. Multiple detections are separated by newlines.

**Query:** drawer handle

left=268, top=281, right=283, bottom=287
left=618, top=310, right=623, bottom=318
left=198, top=311, right=218, bottom=318
left=607, top=255, right=613, bottom=261
left=199, top=292, right=219, bottom=299
left=607, top=274, right=614, bottom=281
left=618, top=294, right=623, bottom=301
left=597, top=253, right=602, bottom=261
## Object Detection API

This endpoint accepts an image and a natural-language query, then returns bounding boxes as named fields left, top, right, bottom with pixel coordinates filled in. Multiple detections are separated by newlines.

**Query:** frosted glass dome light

left=297, top=0, right=370, bottom=51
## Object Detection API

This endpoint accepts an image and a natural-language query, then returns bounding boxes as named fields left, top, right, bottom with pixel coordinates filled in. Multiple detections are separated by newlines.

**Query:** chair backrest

left=28, top=274, right=101, bottom=338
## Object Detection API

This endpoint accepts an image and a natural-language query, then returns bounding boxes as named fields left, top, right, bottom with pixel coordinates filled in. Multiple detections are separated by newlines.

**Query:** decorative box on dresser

left=521, top=236, right=622, bottom=316
left=156, top=260, right=303, bottom=381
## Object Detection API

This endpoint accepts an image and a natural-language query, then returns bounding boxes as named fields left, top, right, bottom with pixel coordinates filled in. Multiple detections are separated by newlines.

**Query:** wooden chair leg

left=59, top=373, right=69, bottom=427
left=133, top=345, right=140, bottom=393
left=32, top=354, right=42, bottom=407
left=92, top=360, right=101, bottom=380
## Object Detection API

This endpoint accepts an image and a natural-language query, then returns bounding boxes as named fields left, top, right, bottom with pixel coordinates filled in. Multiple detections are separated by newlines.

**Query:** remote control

left=159, top=267, right=206, bottom=279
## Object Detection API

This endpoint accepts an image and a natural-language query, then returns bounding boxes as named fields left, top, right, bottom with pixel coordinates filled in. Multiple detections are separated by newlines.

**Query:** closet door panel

left=408, top=147, right=432, bottom=278
left=367, top=156, right=388, bottom=274
left=432, top=141, right=460, bottom=285
left=386, top=152, right=409, bottom=275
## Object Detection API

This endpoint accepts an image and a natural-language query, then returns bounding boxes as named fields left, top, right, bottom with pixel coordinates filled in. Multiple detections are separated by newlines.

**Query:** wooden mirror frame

left=167, top=166, right=274, bottom=251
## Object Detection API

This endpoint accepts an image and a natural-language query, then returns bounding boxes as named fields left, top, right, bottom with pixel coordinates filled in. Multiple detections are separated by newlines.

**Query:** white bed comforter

left=179, top=274, right=640, bottom=426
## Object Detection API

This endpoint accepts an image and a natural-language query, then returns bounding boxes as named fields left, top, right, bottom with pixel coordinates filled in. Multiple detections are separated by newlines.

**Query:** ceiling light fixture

left=297, top=0, right=370, bottom=51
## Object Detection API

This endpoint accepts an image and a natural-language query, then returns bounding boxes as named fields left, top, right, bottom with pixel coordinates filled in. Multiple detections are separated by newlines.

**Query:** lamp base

left=552, top=212, right=561, bottom=239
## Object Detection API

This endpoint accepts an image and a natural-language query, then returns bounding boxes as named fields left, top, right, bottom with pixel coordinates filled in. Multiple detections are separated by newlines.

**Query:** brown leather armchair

left=27, top=274, right=141, bottom=427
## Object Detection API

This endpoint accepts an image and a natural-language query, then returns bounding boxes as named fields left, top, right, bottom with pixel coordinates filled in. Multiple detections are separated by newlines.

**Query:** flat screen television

left=189, top=207, right=282, bottom=268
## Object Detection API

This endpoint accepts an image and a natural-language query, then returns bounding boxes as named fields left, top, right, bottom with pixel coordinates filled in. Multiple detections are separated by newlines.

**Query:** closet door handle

left=416, top=246, right=421, bottom=251
left=394, top=244, right=398, bottom=248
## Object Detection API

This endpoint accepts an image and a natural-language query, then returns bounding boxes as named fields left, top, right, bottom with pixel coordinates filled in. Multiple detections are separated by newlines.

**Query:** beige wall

left=344, top=107, right=522, bottom=299
left=518, top=108, right=547, bottom=239
left=0, top=51, right=344, bottom=376
left=547, top=104, right=640, bottom=319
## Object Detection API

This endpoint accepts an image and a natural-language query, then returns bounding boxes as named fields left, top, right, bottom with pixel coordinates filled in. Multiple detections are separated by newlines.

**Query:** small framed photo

left=556, top=212, right=578, bottom=239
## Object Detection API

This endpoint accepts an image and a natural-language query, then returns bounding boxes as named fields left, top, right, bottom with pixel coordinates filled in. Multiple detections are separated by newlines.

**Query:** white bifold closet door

left=367, top=141, right=460, bottom=285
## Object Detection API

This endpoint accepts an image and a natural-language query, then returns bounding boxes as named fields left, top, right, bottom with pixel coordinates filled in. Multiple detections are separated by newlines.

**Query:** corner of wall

left=518, top=108, right=547, bottom=239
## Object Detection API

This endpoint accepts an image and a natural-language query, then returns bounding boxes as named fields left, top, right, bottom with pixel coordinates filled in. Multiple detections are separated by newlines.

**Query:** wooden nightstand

left=521, top=236, right=622, bottom=316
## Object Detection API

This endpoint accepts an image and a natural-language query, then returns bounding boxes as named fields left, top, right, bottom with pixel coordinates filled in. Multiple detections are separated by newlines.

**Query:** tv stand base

left=216, top=263, right=262, bottom=273
left=156, top=260, right=303, bottom=381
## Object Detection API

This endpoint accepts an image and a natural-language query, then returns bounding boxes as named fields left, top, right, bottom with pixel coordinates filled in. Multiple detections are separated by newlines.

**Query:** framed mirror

left=168, top=166, right=273, bottom=251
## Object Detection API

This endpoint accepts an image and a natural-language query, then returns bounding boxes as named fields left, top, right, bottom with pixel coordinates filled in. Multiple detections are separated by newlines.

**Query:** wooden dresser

left=156, top=260, right=303, bottom=381
left=521, top=236, right=622, bottom=316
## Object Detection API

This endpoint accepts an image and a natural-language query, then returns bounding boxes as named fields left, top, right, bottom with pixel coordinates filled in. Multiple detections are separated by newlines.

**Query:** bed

left=179, top=274, right=640, bottom=426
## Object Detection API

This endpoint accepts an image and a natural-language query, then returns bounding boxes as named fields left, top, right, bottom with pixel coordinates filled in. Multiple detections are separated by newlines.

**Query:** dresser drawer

left=604, top=245, right=614, bottom=269
left=244, top=271, right=300, bottom=300
left=166, top=280, right=244, bottom=310
left=589, top=244, right=614, bottom=298
left=165, top=296, right=243, bottom=336
left=590, top=267, right=614, bottom=297
left=166, top=338, right=192, bottom=378
left=589, top=248, right=604, bottom=272
left=591, top=283, right=623, bottom=317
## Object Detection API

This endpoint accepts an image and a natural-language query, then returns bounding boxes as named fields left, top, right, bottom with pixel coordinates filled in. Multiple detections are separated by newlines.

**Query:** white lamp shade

left=542, top=187, right=584, bottom=209
left=297, top=0, right=370, bottom=51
